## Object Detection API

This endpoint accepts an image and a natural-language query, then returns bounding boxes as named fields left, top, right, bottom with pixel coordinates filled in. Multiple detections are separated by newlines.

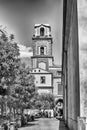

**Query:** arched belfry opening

left=40, top=46, right=44, bottom=55
left=56, top=98, right=63, bottom=105
left=40, top=27, right=44, bottom=36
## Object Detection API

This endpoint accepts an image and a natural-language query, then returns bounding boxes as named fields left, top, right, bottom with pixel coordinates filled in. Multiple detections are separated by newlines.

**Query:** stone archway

left=55, top=98, right=63, bottom=105
left=54, top=98, right=63, bottom=117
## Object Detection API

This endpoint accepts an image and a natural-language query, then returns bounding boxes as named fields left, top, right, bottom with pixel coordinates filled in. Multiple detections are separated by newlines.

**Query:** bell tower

left=31, top=24, right=54, bottom=70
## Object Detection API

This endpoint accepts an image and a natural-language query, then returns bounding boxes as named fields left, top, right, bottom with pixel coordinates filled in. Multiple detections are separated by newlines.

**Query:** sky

left=0, top=0, right=63, bottom=65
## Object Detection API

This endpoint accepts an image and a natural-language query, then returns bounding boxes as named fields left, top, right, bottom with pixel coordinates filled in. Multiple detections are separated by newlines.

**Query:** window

left=40, top=27, right=44, bottom=36
left=58, top=84, right=63, bottom=95
left=40, top=47, right=44, bottom=55
left=40, top=76, right=45, bottom=84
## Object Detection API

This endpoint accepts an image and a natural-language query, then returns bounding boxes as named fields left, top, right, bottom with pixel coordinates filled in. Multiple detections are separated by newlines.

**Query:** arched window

left=40, top=47, right=44, bottom=55
left=40, top=27, right=44, bottom=36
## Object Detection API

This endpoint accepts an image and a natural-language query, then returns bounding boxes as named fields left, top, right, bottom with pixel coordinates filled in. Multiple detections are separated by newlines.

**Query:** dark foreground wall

left=62, top=0, right=80, bottom=130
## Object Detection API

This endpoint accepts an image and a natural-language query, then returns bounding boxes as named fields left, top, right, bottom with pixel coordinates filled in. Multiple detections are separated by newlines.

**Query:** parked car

left=34, top=112, right=41, bottom=118
left=34, top=109, right=41, bottom=118
left=25, top=114, right=34, bottom=122
left=23, top=109, right=35, bottom=122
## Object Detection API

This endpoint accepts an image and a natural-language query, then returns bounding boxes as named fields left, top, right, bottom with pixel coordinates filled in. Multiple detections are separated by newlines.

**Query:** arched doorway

left=54, top=98, right=63, bottom=117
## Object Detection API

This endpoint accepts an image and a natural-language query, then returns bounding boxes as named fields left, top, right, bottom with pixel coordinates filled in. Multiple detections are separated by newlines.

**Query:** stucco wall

left=62, top=0, right=80, bottom=130
left=48, top=58, right=53, bottom=66
left=34, top=26, right=51, bottom=37
left=32, top=57, right=53, bottom=70
left=32, top=58, right=37, bottom=68
left=38, top=88, right=52, bottom=94
left=33, top=40, right=52, bottom=56
left=53, top=78, right=61, bottom=96
left=34, top=74, right=52, bottom=87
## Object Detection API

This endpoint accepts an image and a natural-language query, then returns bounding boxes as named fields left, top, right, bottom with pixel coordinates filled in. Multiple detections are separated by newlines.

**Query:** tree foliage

left=0, top=30, right=20, bottom=95
left=34, top=93, right=55, bottom=110
left=0, top=29, right=36, bottom=115
left=12, top=63, right=36, bottom=110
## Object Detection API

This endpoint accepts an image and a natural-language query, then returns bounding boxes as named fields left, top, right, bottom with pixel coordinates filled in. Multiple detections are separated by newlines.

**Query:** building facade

left=30, top=24, right=63, bottom=101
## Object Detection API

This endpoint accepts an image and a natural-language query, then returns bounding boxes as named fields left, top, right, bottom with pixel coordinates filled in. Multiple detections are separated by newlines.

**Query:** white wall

left=48, top=58, right=53, bottom=66
left=35, top=40, right=52, bottom=56
left=34, top=74, right=52, bottom=87
left=53, top=78, right=61, bottom=96
left=34, top=26, right=50, bottom=37
left=32, top=59, right=37, bottom=68
left=38, top=89, right=52, bottom=94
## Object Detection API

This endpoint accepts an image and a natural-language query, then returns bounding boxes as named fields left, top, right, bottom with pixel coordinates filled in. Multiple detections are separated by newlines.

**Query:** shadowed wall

left=62, top=0, right=80, bottom=130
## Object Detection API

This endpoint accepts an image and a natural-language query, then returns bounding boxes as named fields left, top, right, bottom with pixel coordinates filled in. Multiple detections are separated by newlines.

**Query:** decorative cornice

left=53, top=76, right=61, bottom=78
left=31, top=56, right=53, bottom=59
left=32, top=37, right=53, bottom=41
left=37, top=86, right=53, bottom=89
left=30, top=72, right=52, bottom=75
left=49, top=65, right=62, bottom=68
left=34, top=24, right=51, bottom=28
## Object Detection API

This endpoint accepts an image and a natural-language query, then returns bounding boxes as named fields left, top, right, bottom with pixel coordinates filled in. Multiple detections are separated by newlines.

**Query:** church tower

left=31, top=24, right=54, bottom=70
left=30, top=24, right=62, bottom=98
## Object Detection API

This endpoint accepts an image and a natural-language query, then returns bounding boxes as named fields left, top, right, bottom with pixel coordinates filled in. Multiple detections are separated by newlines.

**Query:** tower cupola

left=33, top=24, right=51, bottom=38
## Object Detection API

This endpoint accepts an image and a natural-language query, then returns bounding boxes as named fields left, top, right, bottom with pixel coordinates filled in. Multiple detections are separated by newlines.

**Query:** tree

left=0, top=28, right=36, bottom=116
left=0, top=35, right=20, bottom=87
left=12, top=63, right=36, bottom=113
left=0, top=30, right=20, bottom=116
left=34, top=93, right=55, bottom=110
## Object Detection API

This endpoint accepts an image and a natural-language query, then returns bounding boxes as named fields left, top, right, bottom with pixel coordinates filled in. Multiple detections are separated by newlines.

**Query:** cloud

left=0, top=26, right=33, bottom=58
left=18, top=44, right=33, bottom=58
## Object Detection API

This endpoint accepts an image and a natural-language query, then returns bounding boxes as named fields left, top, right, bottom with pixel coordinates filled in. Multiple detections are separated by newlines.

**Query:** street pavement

left=18, top=118, right=59, bottom=130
